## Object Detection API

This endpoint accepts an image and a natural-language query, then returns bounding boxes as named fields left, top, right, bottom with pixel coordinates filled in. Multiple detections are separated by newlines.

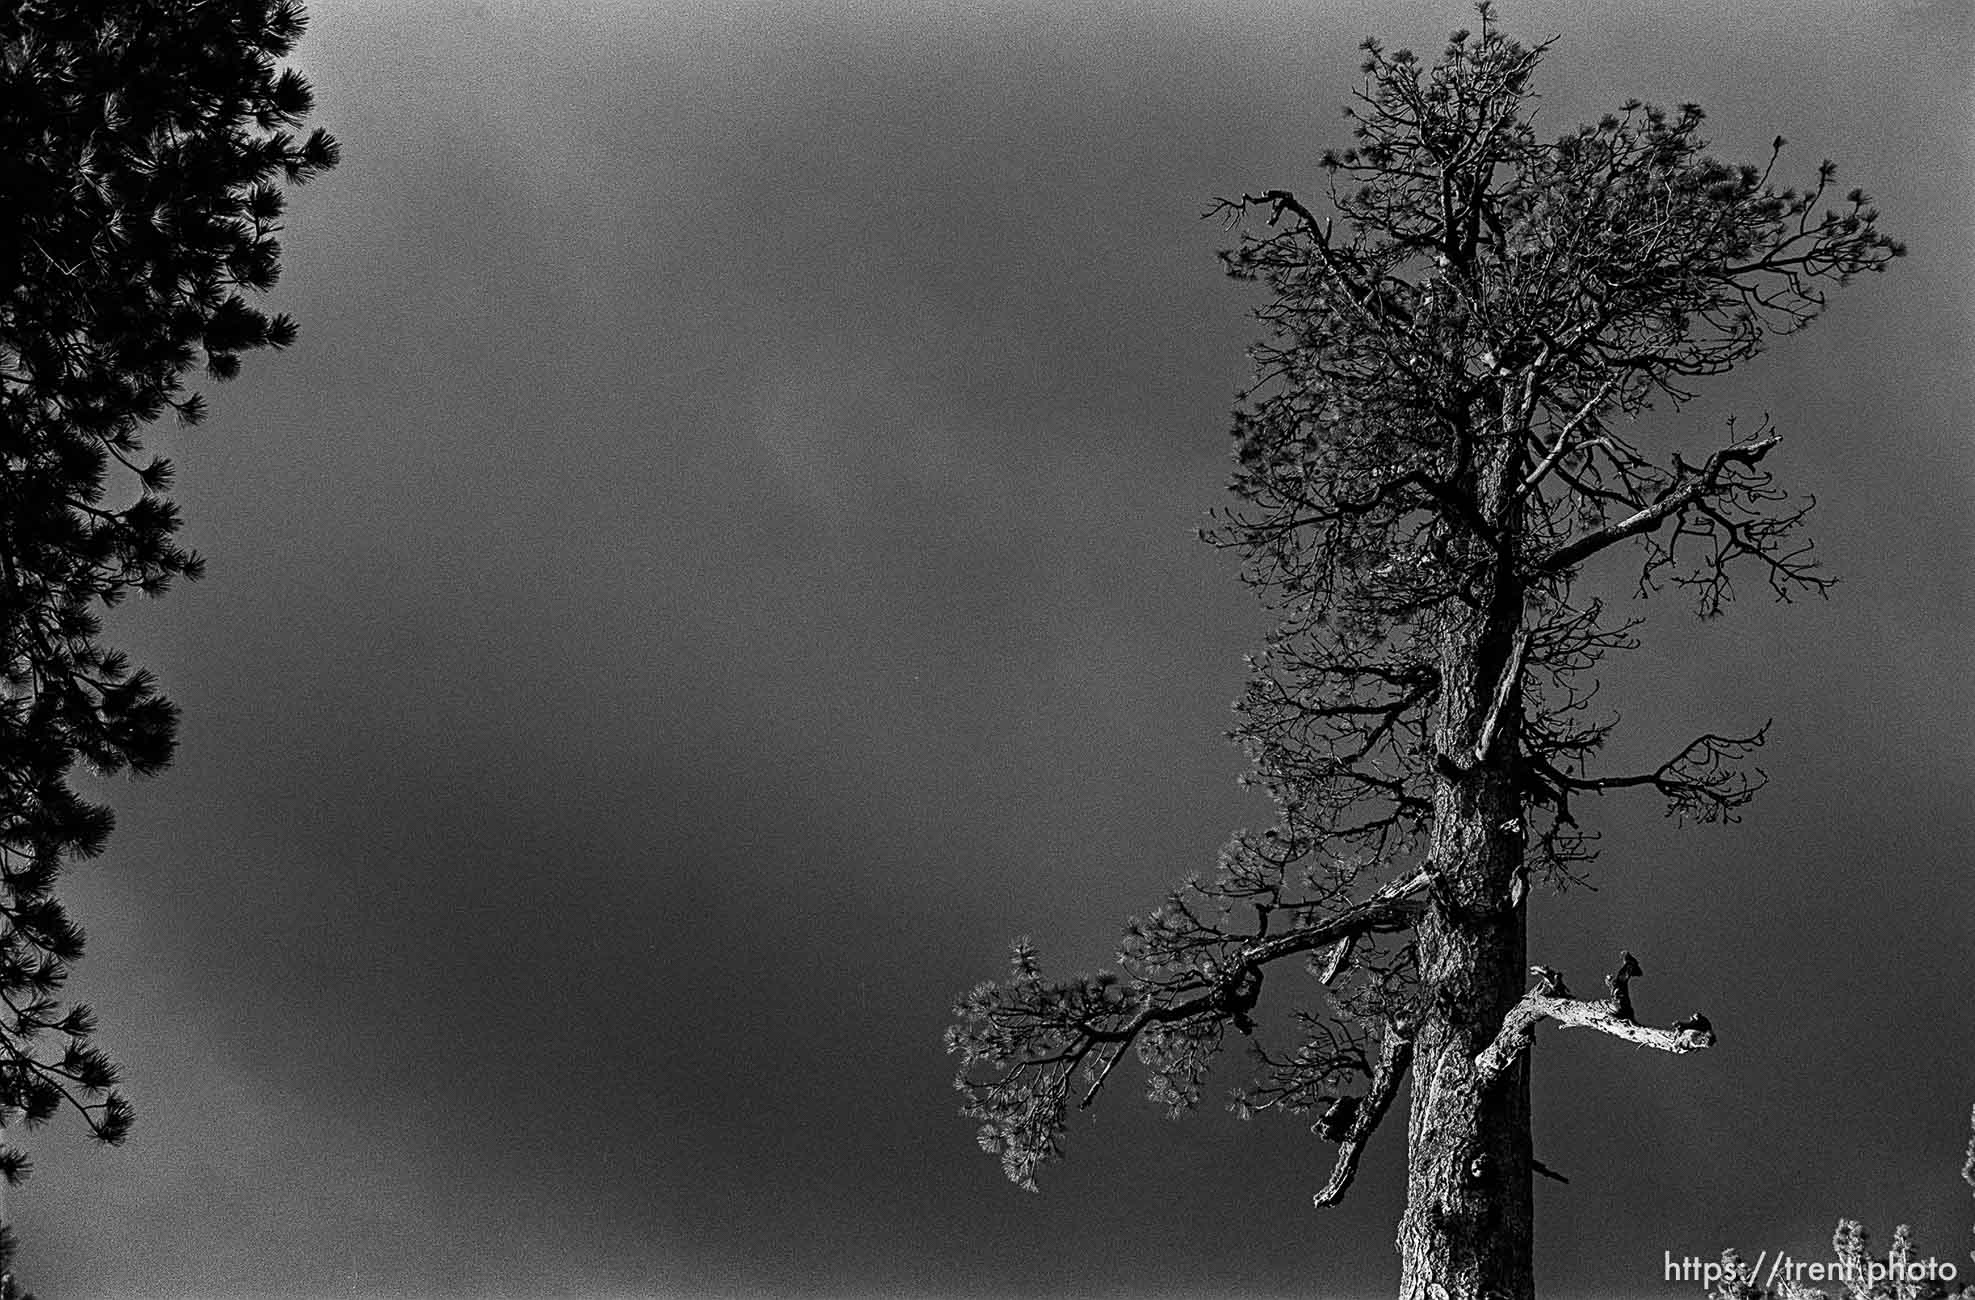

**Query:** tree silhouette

left=947, top=10, right=1899, bottom=1298
left=0, top=0, right=336, bottom=1181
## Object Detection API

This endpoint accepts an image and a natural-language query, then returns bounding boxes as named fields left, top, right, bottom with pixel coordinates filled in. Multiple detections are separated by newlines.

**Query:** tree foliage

left=0, top=0, right=336, bottom=1177
left=948, top=6, right=1898, bottom=1213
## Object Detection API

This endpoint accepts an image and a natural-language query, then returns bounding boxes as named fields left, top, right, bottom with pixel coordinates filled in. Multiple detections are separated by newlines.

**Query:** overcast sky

left=10, top=1, right=1973, bottom=1297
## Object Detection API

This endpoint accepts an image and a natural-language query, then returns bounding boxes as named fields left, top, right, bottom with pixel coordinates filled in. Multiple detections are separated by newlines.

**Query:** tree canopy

left=0, top=0, right=336, bottom=1179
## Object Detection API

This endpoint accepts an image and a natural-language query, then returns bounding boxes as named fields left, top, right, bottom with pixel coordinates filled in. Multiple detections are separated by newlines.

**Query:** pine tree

left=0, top=1, right=336, bottom=1179
left=946, top=9, right=1899, bottom=1297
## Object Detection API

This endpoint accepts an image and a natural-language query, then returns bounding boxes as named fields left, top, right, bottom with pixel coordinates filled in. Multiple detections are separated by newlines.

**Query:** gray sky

left=12, top=1, right=1974, bottom=1297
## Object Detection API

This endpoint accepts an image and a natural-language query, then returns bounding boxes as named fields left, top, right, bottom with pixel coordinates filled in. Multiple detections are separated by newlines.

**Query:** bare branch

left=1516, top=376, right=1618, bottom=500
left=1316, top=934, right=1356, bottom=986
left=1532, top=1158, right=1569, bottom=1185
left=1531, top=726, right=1766, bottom=824
left=1446, top=628, right=1531, bottom=774
left=1314, top=1019, right=1413, bottom=1207
left=1535, top=435, right=1779, bottom=574
left=1474, top=951, right=1715, bottom=1087
left=1315, top=865, right=1436, bottom=985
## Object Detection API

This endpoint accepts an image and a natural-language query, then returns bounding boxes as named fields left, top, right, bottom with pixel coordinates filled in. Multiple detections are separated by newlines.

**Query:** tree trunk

left=1398, top=444, right=1534, bottom=1299
left=1398, top=753, right=1532, bottom=1299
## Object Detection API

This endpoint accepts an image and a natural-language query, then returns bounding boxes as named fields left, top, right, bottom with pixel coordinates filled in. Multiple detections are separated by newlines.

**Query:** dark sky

left=11, top=1, right=1973, bottom=1297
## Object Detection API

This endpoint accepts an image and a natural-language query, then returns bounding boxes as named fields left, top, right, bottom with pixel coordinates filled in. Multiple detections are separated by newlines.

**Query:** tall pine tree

left=0, top=0, right=336, bottom=1180
left=948, top=9, right=1899, bottom=1297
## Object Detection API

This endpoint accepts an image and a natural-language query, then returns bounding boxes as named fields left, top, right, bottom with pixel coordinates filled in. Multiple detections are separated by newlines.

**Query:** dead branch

left=1444, top=628, right=1532, bottom=775
left=1473, top=951, right=1715, bottom=1087
left=1314, top=865, right=1436, bottom=985
left=1314, top=1019, right=1413, bottom=1207
left=1516, top=376, right=1619, bottom=500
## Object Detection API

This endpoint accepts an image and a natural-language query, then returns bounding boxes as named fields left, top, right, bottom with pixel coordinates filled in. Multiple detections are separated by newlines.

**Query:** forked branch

left=1475, top=951, right=1716, bottom=1087
left=1535, top=436, right=1780, bottom=575
left=1530, top=726, right=1766, bottom=825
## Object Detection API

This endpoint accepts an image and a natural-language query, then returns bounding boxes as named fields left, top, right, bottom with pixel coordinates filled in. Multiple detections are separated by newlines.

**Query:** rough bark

left=1397, top=430, right=1534, bottom=1300
left=1401, top=705, right=1531, bottom=1291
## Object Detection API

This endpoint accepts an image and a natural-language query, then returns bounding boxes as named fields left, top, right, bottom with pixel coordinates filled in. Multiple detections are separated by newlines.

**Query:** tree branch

left=1473, top=951, right=1715, bottom=1087
left=1532, top=1157, right=1569, bottom=1185
left=1516, top=376, right=1619, bottom=501
left=1442, top=628, right=1532, bottom=776
left=1332, top=467, right=1499, bottom=547
left=1534, top=435, right=1780, bottom=574
left=1529, top=726, right=1766, bottom=824
left=1314, top=1018, right=1413, bottom=1207
left=949, top=874, right=1439, bottom=1189
left=1228, top=188, right=1417, bottom=333
left=1315, top=865, right=1437, bottom=985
